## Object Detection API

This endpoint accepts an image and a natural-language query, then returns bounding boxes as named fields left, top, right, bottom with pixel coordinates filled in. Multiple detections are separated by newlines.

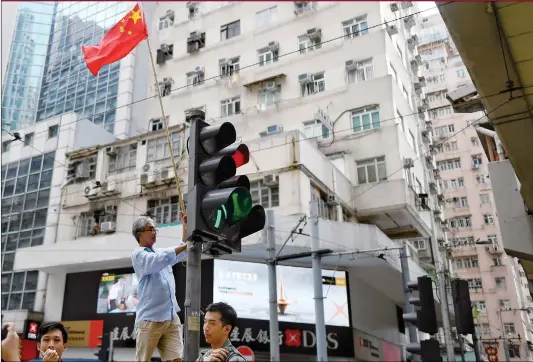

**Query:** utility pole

left=184, top=241, right=202, bottom=362
left=266, top=210, right=280, bottom=361
left=400, top=245, right=419, bottom=348
left=310, top=200, right=328, bottom=362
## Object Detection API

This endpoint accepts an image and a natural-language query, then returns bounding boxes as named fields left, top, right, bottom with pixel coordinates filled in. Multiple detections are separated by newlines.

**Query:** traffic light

left=94, top=333, right=110, bottom=362
left=451, top=278, right=475, bottom=335
left=403, top=275, right=438, bottom=334
left=186, top=110, right=265, bottom=255
left=406, top=338, right=442, bottom=362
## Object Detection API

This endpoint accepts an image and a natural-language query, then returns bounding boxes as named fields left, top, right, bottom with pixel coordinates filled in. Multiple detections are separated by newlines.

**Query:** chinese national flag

left=82, top=3, right=148, bottom=76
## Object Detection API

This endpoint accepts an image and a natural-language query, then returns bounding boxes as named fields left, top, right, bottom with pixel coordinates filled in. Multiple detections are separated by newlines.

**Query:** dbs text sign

left=186, top=110, right=265, bottom=256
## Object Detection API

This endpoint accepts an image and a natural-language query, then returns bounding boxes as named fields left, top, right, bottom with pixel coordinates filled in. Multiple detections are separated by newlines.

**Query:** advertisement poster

left=61, top=320, right=104, bottom=348
left=213, top=260, right=350, bottom=327
left=96, top=273, right=139, bottom=314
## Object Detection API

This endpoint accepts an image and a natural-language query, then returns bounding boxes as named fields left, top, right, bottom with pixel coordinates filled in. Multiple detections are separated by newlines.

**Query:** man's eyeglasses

left=144, top=227, right=158, bottom=234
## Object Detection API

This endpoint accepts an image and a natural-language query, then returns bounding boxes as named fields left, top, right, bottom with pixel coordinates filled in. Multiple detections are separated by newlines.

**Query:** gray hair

left=132, top=216, right=155, bottom=242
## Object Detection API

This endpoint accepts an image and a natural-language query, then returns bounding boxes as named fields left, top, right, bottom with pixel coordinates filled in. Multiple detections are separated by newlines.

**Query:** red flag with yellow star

left=82, top=3, right=148, bottom=76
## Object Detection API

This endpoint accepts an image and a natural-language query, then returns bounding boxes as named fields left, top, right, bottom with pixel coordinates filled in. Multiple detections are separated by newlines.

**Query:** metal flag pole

left=145, top=37, right=186, bottom=213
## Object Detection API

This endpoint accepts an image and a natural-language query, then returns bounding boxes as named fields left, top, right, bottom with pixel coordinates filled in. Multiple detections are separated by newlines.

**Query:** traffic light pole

left=266, top=210, right=280, bottom=362
left=438, top=268, right=455, bottom=360
left=310, top=200, right=328, bottom=362
left=184, top=241, right=202, bottom=362
left=400, top=245, right=419, bottom=348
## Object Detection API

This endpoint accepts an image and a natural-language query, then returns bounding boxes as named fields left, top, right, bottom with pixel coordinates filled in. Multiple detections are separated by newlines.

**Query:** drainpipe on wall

left=475, top=126, right=506, bottom=160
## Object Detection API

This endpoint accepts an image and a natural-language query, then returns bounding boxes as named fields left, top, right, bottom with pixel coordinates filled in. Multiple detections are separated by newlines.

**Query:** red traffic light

left=217, top=143, right=249, bottom=168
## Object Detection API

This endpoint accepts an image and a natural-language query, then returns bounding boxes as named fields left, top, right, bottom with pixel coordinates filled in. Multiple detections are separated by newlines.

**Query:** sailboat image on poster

left=277, top=272, right=294, bottom=314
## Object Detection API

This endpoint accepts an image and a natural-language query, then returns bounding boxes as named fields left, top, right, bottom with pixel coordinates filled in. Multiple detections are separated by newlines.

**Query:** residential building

left=10, top=1, right=453, bottom=360
left=416, top=12, right=533, bottom=361
left=1, top=113, right=117, bottom=331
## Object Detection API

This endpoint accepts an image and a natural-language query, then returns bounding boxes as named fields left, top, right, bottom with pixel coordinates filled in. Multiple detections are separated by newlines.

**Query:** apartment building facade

left=8, top=1, right=454, bottom=360
left=416, top=13, right=533, bottom=361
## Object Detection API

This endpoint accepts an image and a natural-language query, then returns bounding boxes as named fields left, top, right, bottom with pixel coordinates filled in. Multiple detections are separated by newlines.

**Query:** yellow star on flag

left=121, top=18, right=126, bottom=24
left=129, top=9, right=142, bottom=24
left=128, top=30, right=132, bottom=35
left=120, top=26, right=124, bottom=33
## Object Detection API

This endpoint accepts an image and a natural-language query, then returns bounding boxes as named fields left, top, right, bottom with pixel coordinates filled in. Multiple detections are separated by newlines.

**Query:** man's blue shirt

left=131, top=243, right=187, bottom=324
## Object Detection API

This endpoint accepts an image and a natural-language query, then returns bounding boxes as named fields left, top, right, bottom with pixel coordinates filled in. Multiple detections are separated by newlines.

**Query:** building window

left=48, top=125, right=58, bottom=138
left=412, top=240, right=426, bottom=250
left=108, top=144, right=137, bottom=175
left=2, top=141, right=9, bottom=152
left=220, top=20, right=240, bottom=41
left=503, top=323, right=515, bottom=334
left=449, top=216, right=472, bottom=228
left=220, top=97, right=241, bottom=117
left=480, top=194, right=491, bottom=204
left=468, top=278, right=483, bottom=289
left=472, top=155, right=483, bottom=166
left=356, top=156, right=386, bottom=184
left=352, top=106, right=380, bottom=133
left=78, top=211, right=117, bottom=238
left=258, top=47, right=279, bottom=66
left=298, top=34, right=321, bottom=54
left=437, top=158, right=461, bottom=171
left=434, top=124, right=455, bottom=136
left=475, top=323, right=490, bottom=335
left=446, top=197, right=468, bottom=208
left=508, top=344, right=520, bottom=358
left=488, top=235, right=498, bottom=244
left=147, top=196, right=185, bottom=226
left=476, top=175, right=487, bottom=184
left=220, top=57, right=240, bottom=76
left=495, top=277, right=507, bottom=289
left=187, top=2, right=201, bottom=19
left=342, top=16, right=368, bottom=38
left=499, top=300, right=511, bottom=310
left=347, top=58, right=374, bottom=84
left=24, top=133, right=33, bottom=146
left=294, top=1, right=315, bottom=13
left=258, top=83, right=281, bottom=106
left=471, top=137, right=480, bottom=146
left=455, top=256, right=479, bottom=269
left=250, top=180, right=279, bottom=208
left=150, top=118, right=164, bottom=132
left=311, top=186, right=337, bottom=221
left=456, top=69, right=466, bottom=78
left=146, top=132, right=181, bottom=166
left=159, top=11, right=174, bottom=30
left=186, top=71, right=204, bottom=87
left=492, top=256, right=503, bottom=266
left=473, top=300, right=486, bottom=312
left=301, top=72, right=325, bottom=96
left=303, top=120, right=330, bottom=140
left=256, top=6, right=277, bottom=28
left=450, top=236, right=475, bottom=246
left=484, top=214, right=494, bottom=225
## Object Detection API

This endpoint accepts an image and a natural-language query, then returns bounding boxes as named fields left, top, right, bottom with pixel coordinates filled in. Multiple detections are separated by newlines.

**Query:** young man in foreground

left=36, top=322, right=69, bottom=362
left=196, top=302, right=246, bottom=362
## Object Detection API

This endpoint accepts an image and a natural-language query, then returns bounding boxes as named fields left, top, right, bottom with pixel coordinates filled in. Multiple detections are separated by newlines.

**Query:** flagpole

left=145, top=37, right=186, bottom=215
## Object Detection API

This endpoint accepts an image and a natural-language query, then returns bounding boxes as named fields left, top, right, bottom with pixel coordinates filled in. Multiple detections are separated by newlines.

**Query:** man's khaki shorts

left=135, top=315, right=183, bottom=361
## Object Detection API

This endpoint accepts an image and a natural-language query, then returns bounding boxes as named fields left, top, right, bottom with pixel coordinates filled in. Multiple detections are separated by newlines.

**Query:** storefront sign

left=23, top=320, right=41, bottom=341
left=61, top=320, right=104, bottom=348
left=354, top=330, right=382, bottom=361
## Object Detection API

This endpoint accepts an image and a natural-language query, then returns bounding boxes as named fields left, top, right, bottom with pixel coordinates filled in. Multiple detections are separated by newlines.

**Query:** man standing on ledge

left=132, top=212, right=188, bottom=362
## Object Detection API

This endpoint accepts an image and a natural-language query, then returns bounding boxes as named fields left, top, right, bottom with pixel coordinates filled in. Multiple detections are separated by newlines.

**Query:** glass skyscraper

left=1, top=2, right=55, bottom=131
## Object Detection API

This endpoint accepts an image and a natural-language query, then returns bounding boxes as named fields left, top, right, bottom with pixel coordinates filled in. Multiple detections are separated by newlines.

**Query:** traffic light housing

left=451, top=278, right=475, bottom=335
left=94, top=333, right=110, bottom=362
left=186, top=110, right=266, bottom=255
left=403, top=276, right=438, bottom=334
left=406, top=338, right=442, bottom=362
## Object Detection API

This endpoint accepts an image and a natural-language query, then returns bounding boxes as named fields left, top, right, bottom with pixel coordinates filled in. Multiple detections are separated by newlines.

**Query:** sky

left=418, top=1, right=439, bottom=15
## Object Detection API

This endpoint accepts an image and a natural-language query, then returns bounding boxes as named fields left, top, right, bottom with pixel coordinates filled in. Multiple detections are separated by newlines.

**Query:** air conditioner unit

left=386, top=24, right=399, bottom=36
left=75, top=162, right=90, bottom=179
left=263, top=174, right=279, bottom=186
left=327, top=194, right=339, bottom=206
left=390, top=2, right=399, bottom=12
left=160, top=43, right=170, bottom=52
left=404, top=158, right=415, bottom=168
left=105, top=146, right=117, bottom=156
left=104, top=205, right=117, bottom=214
left=298, top=73, right=311, bottom=84
left=100, top=221, right=116, bottom=233
left=268, top=41, right=279, bottom=52
left=142, top=163, right=153, bottom=173
left=194, top=66, right=204, bottom=74
left=102, top=180, right=116, bottom=193
left=306, top=28, right=322, bottom=41
left=84, top=183, right=98, bottom=197
left=401, top=1, right=413, bottom=9
left=140, top=172, right=156, bottom=185
left=160, top=168, right=172, bottom=180
left=345, top=60, right=358, bottom=71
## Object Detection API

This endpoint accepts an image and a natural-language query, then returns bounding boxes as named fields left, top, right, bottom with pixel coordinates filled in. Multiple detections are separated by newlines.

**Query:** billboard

left=213, top=260, right=350, bottom=327
left=96, top=273, right=139, bottom=314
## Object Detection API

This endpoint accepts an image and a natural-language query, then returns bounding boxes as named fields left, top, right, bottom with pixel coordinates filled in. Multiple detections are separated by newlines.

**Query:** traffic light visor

left=202, top=187, right=253, bottom=230
left=200, top=122, right=236, bottom=155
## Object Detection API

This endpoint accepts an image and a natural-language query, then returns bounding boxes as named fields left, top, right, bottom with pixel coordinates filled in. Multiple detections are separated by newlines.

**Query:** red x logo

left=329, top=302, right=348, bottom=322
left=29, top=322, right=38, bottom=334
left=284, top=329, right=301, bottom=347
